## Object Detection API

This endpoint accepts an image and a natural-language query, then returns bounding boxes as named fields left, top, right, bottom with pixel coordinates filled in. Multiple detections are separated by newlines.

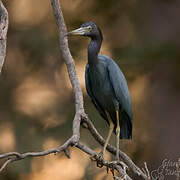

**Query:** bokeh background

left=0, top=0, right=180, bottom=179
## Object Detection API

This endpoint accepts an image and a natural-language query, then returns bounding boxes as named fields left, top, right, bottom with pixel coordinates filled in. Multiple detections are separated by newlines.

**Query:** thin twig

left=144, top=162, right=151, bottom=179
left=0, top=137, right=73, bottom=172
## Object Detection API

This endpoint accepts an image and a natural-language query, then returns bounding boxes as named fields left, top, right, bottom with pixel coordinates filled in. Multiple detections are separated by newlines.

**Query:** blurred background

left=0, top=0, right=180, bottom=179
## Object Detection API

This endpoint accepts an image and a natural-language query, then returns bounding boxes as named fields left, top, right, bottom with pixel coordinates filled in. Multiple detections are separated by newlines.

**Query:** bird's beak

left=66, top=26, right=92, bottom=36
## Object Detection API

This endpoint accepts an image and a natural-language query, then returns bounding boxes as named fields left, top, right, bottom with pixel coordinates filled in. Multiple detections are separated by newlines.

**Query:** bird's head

left=66, top=21, right=103, bottom=40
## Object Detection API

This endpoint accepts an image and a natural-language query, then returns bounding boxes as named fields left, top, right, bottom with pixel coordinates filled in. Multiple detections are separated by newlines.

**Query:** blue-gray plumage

left=67, top=21, right=132, bottom=162
left=85, top=55, right=132, bottom=139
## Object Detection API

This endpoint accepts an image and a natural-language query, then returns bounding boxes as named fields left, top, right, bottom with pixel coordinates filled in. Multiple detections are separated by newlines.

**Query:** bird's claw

left=106, top=165, right=109, bottom=174
left=90, top=154, right=97, bottom=161
left=118, top=161, right=128, bottom=172
left=107, top=160, right=128, bottom=176
left=90, top=153, right=128, bottom=176
left=107, top=161, right=117, bottom=176
left=90, top=151, right=104, bottom=168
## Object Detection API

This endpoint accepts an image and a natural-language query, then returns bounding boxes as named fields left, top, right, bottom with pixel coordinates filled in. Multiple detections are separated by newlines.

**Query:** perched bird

left=67, top=22, right=132, bottom=163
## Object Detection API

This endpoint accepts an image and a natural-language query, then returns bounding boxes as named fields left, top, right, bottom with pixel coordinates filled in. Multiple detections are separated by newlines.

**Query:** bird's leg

left=107, top=109, right=128, bottom=175
left=91, top=111, right=114, bottom=168
left=107, top=110, right=120, bottom=169
left=100, top=113, right=114, bottom=158
left=115, top=110, right=120, bottom=161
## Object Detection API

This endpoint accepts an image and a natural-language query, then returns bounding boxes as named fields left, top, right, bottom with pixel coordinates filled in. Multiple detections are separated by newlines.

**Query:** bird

left=67, top=21, right=132, bottom=164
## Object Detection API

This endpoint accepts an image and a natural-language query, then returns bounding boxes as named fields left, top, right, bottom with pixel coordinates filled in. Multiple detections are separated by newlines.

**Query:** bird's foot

left=107, top=160, right=128, bottom=176
left=90, top=151, right=104, bottom=168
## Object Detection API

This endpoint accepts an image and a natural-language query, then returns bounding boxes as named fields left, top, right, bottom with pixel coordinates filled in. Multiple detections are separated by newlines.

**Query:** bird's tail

left=120, top=113, right=132, bottom=139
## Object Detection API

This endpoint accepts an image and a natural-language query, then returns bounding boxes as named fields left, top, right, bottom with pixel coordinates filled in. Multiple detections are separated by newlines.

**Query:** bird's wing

left=85, top=64, right=108, bottom=121
left=99, top=55, right=133, bottom=120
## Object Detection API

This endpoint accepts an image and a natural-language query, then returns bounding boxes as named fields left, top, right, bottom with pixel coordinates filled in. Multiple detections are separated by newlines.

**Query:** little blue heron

left=67, top=22, right=133, bottom=164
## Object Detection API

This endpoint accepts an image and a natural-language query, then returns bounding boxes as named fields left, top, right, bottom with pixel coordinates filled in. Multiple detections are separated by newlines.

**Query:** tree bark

left=0, top=1, right=8, bottom=74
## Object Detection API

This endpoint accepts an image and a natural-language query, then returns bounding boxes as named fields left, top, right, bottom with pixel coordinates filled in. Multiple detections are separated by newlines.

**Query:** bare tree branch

left=0, top=0, right=150, bottom=179
left=0, top=140, right=132, bottom=179
left=0, top=137, right=73, bottom=172
left=81, top=115, right=149, bottom=179
left=0, top=0, right=8, bottom=74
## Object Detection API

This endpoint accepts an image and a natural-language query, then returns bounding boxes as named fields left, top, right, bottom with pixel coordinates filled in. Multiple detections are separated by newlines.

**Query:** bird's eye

left=87, top=26, right=92, bottom=31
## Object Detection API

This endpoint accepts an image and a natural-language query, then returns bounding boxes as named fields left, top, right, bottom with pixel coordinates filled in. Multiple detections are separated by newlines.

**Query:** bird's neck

left=88, top=37, right=102, bottom=65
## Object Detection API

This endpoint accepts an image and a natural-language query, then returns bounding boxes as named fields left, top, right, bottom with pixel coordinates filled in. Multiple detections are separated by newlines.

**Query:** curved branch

left=0, top=138, right=131, bottom=179
left=0, top=137, right=73, bottom=172
left=50, top=0, right=84, bottom=145
left=50, top=0, right=84, bottom=112
left=81, top=115, right=148, bottom=179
